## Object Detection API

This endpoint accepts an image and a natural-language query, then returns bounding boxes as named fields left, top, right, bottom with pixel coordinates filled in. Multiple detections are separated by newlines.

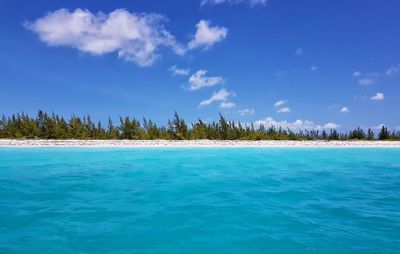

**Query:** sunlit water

left=0, top=148, right=399, bottom=253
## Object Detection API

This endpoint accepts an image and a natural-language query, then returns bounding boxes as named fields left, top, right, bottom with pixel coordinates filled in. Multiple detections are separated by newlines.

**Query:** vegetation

left=1, top=111, right=399, bottom=140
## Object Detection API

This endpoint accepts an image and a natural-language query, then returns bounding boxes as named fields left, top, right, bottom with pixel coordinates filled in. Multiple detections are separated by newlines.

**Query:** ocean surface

left=0, top=148, right=399, bottom=253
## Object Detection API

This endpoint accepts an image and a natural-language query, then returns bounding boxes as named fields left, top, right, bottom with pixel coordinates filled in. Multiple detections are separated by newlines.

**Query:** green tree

left=107, top=118, right=119, bottom=139
left=167, top=112, right=188, bottom=140
left=378, top=126, right=390, bottom=140
left=367, top=128, right=374, bottom=140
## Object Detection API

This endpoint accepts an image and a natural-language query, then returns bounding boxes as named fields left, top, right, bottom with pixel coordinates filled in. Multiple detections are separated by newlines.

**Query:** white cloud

left=25, top=8, right=185, bottom=67
left=277, top=107, right=291, bottom=113
left=310, top=66, right=318, bottom=71
left=201, top=0, right=267, bottom=6
left=295, top=48, right=304, bottom=55
left=386, top=64, right=400, bottom=75
left=199, top=89, right=235, bottom=107
left=254, top=117, right=340, bottom=130
left=274, top=100, right=287, bottom=107
left=358, top=78, right=374, bottom=85
left=26, top=9, right=229, bottom=66
left=371, top=92, right=384, bottom=101
left=220, top=101, right=236, bottom=109
left=323, top=123, right=340, bottom=129
left=169, top=65, right=190, bottom=76
left=340, top=107, right=350, bottom=113
left=187, top=20, right=227, bottom=50
left=188, top=70, right=224, bottom=90
left=353, top=64, right=399, bottom=82
left=372, top=124, right=387, bottom=130
left=238, top=108, right=255, bottom=116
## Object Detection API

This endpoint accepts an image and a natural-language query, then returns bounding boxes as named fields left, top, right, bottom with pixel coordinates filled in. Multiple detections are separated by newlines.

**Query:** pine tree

left=167, top=112, right=188, bottom=140
left=367, top=128, right=374, bottom=140
left=0, top=110, right=396, bottom=141
left=378, top=126, right=390, bottom=140
left=191, top=119, right=207, bottom=139
left=107, top=118, right=119, bottom=139
left=143, top=118, right=160, bottom=140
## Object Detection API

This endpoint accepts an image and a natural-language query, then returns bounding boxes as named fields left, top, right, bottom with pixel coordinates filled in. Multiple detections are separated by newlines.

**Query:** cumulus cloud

left=277, top=107, right=291, bottom=113
left=187, top=20, right=227, bottom=50
left=371, top=92, right=384, bottom=101
left=199, top=89, right=235, bottom=107
left=323, top=123, right=340, bottom=129
left=201, top=0, right=267, bottom=6
left=26, top=9, right=228, bottom=66
left=238, top=108, right=255, bottom=116
left=358, top=78, right=374, bottom=85
left=274, top=100, right=287, bottom=107
left=25, top=8, right=186, bottom=67
left=254, top=117, right=340, bottom=130
left=219, top=101, right=236, bottom=109
left=340, top=107, right=350, bottom=113
left=188, top=70, right=224, bottom=90
left=169, top=65, right=190, bottom=76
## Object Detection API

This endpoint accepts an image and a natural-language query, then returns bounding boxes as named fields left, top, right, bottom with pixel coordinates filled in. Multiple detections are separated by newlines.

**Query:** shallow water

left=0, top=148, right=399, bottom=253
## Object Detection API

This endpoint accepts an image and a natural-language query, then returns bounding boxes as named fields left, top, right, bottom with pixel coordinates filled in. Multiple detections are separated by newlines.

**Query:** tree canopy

left=0, top=111, right=399, bottom=140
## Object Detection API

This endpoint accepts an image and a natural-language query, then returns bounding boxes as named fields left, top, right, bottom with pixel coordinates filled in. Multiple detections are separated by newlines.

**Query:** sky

left=0, top=0, right=399, bottom=131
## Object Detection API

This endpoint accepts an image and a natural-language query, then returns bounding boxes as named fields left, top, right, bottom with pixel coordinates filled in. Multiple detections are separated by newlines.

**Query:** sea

left=0, top=148, right=399, bottom=253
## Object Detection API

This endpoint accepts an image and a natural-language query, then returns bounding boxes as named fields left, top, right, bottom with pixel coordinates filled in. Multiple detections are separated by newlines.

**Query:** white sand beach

left=1, top=139, right=400, bottom=148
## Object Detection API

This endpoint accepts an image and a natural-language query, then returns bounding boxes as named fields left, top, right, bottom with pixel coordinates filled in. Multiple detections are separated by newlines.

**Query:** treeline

left=0, top=111, right=399, bottom=141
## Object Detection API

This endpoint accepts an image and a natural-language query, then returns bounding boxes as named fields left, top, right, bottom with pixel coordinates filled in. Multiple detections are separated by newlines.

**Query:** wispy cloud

left=254, top=117, right=340, bottom=130
left=277, top=107, right=291, bottom=113
left=238, top=108, right=255, bottom=116
left=371, top=124, right=387, bottom=130
left=310, top=66, right=318, bottom=72
left=274, top=100, right=290, bottom=113
left=188, top=70, right=224, bottom=90
left=169, top=65, right=190, bottom=76
left=295, top=48, right=304, bottom=55
left=371, top=92, right=384, bottom=101
left=340, top=107, right=350, bottom=113
left=386, top=64, right=400, bottom=75
left=274, top=100, right=287, bottom=107
left=353, top=64, right=399, bottom=84
left=323, top=123, right=340, bottom=129
left=220, top=101, right=236, bottom=109
left=199, top=89, right=235, bottom=107
left=25, top=9, right=185, bottom=67
left=187, top=20, right=227, bottom=50
left=358, top=78, right=375, bottom=85
left=201, top=0, right=267, bottom=7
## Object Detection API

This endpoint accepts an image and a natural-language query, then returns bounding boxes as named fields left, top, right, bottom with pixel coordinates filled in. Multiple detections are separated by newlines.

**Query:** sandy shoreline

left=1, top=139, right=400, bottom=148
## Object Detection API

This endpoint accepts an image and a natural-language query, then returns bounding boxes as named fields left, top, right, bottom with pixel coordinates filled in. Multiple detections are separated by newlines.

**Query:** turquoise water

left=0, top=148, right=400, bottom=253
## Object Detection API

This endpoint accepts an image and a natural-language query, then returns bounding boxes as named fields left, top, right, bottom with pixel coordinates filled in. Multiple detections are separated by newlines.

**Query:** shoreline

left=1, top=139, right=400, bottom=148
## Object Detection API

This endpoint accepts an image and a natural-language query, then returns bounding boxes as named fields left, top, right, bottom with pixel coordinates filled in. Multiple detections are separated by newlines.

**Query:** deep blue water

left=0, top=148, right=400, bottom=253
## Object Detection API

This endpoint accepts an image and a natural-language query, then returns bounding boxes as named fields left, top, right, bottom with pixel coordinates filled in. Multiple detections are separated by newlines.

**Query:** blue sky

left=0, top=0, right=399, bottom=131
